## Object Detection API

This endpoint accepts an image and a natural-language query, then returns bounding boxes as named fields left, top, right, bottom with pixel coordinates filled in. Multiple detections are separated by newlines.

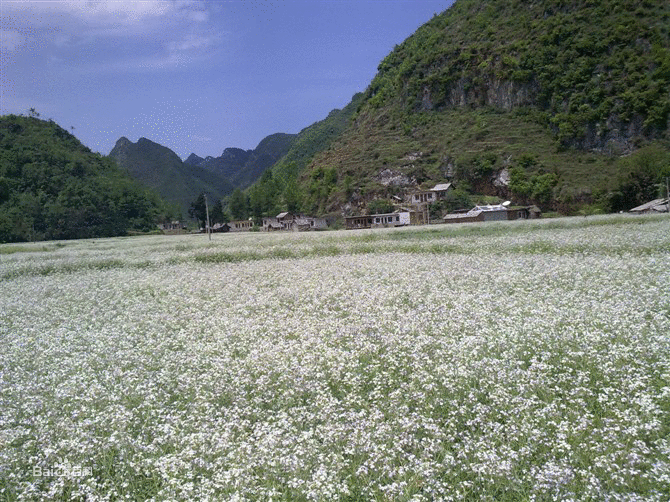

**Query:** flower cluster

left=1, top=214, right=669, bottom=500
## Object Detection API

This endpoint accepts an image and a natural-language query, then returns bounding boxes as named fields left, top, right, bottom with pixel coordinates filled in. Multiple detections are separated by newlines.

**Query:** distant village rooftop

left=443, top=204, right=540, bottom=224
left=629, top=198, right=669, bottom=214
left=430, top=183, right=453, bottom=192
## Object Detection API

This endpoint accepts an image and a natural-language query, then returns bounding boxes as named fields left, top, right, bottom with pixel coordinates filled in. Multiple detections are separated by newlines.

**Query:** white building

left=410, top=183, right=454, bottom=205
left=370, top=211, right=412, bottom=228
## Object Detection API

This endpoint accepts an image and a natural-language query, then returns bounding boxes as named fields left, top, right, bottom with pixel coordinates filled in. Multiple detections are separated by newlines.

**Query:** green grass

left=0, top=242, right=66, bottom=254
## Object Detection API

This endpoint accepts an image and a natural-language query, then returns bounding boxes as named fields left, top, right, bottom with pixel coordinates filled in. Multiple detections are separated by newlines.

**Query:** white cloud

left=62, top=0, right=171, bottom=23
left=2, top=0, right=218, bottom=72
left=3, top=1, right=210, bottom=33
left=169, top=33, right=213, bottom=53
left=5, top=1, right=186, bottom=25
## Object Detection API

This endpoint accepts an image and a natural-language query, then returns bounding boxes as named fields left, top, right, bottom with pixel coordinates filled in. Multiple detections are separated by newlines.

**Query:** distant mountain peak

left=115, top=136, right=132, bottom=147
left=185, top=153, right=204, bottom=166
left=187, top=134, right=297, bottom=189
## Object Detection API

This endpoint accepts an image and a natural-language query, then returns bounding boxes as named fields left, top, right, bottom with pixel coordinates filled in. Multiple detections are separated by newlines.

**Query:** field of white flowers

left=1, top=214, right=669, bottom=501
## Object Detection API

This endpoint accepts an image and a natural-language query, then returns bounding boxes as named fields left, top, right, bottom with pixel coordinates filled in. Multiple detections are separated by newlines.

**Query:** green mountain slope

left=296, top=0, right=670, bottom=216
left=0, top=115, right=167, bottom=242
left=110, top=137, right=234, bottom=218
left=239, top=93, right=364, bottom=219
left=271, top=94, right=364, bottom=183
left=228, top=132, right=297, bottom=188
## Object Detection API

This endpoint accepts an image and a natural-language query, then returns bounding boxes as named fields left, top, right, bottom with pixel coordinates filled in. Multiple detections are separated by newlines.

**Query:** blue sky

left=2, top=0, right=454, bottom=159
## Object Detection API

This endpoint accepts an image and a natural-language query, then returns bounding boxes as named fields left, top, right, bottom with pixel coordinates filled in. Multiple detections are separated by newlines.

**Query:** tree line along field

left=1, top=214, right=669, bottom=501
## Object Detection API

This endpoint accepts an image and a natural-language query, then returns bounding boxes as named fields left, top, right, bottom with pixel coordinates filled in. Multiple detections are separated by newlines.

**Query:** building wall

left=346, top=217, right=372, bottom=230
left=410, top=212, right=424, bottom=225
left=443, top=214, right=485, bottom=224
left=411, top=192, right=435, bottom=204
left=397, top=212, right=411, bottom=226
left=371, top=212, right=410, bottom=228
left=481, top=210, right=509, bottom=222
left=311, top=218, right=328, bottom=230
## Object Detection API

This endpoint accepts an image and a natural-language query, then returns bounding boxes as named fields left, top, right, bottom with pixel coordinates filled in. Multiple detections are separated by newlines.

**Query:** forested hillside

left=367, top=0, right=669, bottom=145
left=231, top=93, right=364, bottom=220
left=0, top=115, right=168, bottom=242
left=245, top=0, right=670, bottom=218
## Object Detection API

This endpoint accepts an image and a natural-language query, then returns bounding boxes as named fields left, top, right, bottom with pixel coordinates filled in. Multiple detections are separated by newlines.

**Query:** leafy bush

left=608, top=143, right=670, bottom=211
left=366, top=199, right=395, bottom=215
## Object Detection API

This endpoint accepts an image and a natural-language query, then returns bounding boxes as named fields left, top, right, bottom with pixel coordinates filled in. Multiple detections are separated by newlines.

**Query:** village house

left=228, top=219, right=254, bottom=232
left=345, top=210, right=419, bottom=230
left=262, top=217, right=283, bottom=231
left=292, top=216, right=328, bottom=231
left=276, top=212, right=295, bottom=230
left=371, top=211, right=411, bottom=228
left=211, top=222, right=231, bottom=233
left=443, top=204, right=541, bottom=224
left=507, top=205, right=542, bottom=220
left=262, top=212, right=328, bottom=231
left=345, top=215, right=373, bottom=230
left=409, top=183, right=454, bottom=205
left=157, top=221, right=186, bottom=233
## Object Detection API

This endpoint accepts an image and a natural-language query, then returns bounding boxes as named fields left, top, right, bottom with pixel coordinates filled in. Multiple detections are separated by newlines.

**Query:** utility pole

left=204, top=193, right=211, bottom=241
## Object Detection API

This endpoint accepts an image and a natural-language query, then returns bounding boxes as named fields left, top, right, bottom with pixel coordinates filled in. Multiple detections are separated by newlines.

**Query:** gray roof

left=629, top=198, right=669, bottom=213
left=472, top=204, right=506, bottom=212
left=444, top=211, right=482, bottom=220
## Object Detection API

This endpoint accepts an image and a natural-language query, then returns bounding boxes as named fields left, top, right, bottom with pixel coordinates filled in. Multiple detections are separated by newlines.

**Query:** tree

left=443, top=187, right=472, bottom=212
left=531, top=173, right=558, bottom=206
left=283, top=177, right=302, bottom=213
left=508, top=166, right=532, bottom=200
left=367, top=199, right=395, bottom=215
left=229, top=188, right=248, bottom=220
left=248, top=184, right=264, bottom=221
left=609, top=143, right=670, bottom=211
left=188, top=193, right=208, bottom=228
left=210, top=199, right=227, bottom=224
